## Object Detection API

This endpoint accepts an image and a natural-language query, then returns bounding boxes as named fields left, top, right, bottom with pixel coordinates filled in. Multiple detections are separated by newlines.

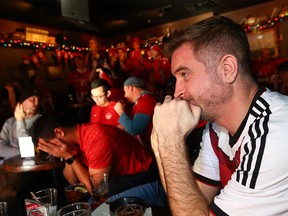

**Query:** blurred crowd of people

left=67, top=36, right=174, bottom=105
left=252, top=47, right=288, bottom=94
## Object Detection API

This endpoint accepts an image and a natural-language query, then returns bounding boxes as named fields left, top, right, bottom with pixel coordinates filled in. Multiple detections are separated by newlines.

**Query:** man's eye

left=181, top=72, right=188, bottom=77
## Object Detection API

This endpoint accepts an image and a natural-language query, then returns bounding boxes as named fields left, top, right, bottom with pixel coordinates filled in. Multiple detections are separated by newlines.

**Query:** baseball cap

left=124, top=76, right=146, bottom=89
left=19, top=87, right=39, bottom=103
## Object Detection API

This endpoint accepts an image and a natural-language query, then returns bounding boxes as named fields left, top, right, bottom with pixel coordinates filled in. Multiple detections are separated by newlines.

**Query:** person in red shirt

left=252, top=47, right=286, bottom=79
left=144, top=45, right=171, bottom=99
left=30, top=115, right=167, bottom=207
left=68, top=55, right=92, bottom=102
left=114, top=76, right=158, bottom=149
left=128, top=37, right=144, bottom=78
left=90, top=79, right=121, bottom=128
left=145, top=45, right=171, bottom=85
left=84, top=37, right=115, bottom=88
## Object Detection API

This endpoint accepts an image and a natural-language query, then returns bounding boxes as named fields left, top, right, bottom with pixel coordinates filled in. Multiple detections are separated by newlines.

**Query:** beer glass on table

left=89, top=173, right=109, bottom=206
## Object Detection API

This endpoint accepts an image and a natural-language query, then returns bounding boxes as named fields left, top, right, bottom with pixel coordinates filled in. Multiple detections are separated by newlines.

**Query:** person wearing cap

left=144, top=45, right=171, bottom=99
left=114, top=76, right=158, bottom=149
left=0, top=87, right=41, bottom=159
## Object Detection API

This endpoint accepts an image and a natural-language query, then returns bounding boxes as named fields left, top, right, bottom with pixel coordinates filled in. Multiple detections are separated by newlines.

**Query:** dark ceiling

left=0, top=0, right=273, bottom=37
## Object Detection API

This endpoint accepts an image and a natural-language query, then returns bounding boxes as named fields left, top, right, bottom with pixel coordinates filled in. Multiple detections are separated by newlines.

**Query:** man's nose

left=35, top=97, right=40, bottom=105
left=173, top=79, right=185, bottom=98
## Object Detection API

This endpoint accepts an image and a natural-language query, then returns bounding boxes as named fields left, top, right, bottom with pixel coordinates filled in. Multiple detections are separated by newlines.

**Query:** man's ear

left=130, top=85, right=135, bottom=92
left=54, top=128, right=65, bottom=138
left=107, top=90, right=111, bottom=98
left=221, top=54, right=238, bottom=84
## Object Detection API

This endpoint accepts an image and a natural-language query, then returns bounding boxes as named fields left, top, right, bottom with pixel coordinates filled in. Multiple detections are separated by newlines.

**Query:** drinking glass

left=0, top=202, right=8, bottom=216
left=64, top=183, right=90, bottom=204
left=33, top=188, right=57, bottom=216
left=89, top=173, right=109, bottom=205
left=115, top=204, right=144, bottom=216
left=57, top=202, right=91, bottom=216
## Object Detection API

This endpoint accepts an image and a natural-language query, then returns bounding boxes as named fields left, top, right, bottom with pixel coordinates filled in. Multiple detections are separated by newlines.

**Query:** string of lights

left=1, top=11, right=286, bottom=51
left=0, top=38, right=164, bottom=54
left=243, top=11, right=288, bottom=32
left=0, top=39, right=89, bottom=52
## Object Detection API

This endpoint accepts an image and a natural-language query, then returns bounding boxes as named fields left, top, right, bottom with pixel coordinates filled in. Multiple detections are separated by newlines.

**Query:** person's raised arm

left=38, top=138, right=91, bottom=192
left=14, top=103, right=27, bottom=137
left=151, top=95, right=211, bottom=216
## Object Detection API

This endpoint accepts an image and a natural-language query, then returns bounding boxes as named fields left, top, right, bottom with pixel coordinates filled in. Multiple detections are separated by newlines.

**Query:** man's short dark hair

left=30, top=114, right=74, bottom=145
left=91, top=79, right=111, bottom=92
left=163, top=16, right=252, bottom=78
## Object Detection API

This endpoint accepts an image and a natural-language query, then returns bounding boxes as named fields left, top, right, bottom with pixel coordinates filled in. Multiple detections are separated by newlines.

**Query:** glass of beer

left=64, top=183, right=90, bottom=204
left=115, top=204, right=144, bottom=216
left=89, top=173, right=109, bottom=205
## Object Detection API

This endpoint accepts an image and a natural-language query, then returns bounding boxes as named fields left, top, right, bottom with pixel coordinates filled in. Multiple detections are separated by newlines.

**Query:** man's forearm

left=151, top=130, right=167, bottom=192
left=63, top=164, right=78, bottom=184
left=158, top=137, right=209, bottom=216
left=65, top=158, right=91, bottom=193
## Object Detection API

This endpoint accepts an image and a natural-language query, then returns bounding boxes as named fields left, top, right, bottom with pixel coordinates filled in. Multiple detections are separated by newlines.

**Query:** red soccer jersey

left=90, top=101, right=120, bottom=127
left=128, top=50, right=144, bottom=77
left=131, top=93, right=157, bottom=147
left=78, top=123, right=153, bottom=176
left=145, top=57, right=171, bottom=85
left=68, top=69, right=91, bottom=94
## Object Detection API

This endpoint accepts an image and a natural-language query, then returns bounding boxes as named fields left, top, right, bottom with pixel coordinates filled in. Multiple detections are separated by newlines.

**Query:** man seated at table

left=0, top=87, right=41, bottom=159
left=30, top=115, right=166, bottom=207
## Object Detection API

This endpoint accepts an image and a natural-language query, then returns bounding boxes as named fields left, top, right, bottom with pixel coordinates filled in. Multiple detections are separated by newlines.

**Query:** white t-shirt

left=193, top=88, right=288, bottom=215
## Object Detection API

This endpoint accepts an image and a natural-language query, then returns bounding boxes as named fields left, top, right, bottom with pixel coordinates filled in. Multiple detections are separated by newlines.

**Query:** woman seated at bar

left=30, top=115, right=167, bottom=207
left=0, top=87, right=41, bottom=159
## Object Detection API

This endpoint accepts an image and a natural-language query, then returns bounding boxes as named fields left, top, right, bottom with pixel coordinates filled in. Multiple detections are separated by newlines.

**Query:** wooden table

left=1, top=154, right=64, bottom=173
left=0, top=155, right=66, bottom=215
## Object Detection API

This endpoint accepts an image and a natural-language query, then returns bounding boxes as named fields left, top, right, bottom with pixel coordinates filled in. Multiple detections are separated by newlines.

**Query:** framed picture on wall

left=247, top=28, right=279, bottom=60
